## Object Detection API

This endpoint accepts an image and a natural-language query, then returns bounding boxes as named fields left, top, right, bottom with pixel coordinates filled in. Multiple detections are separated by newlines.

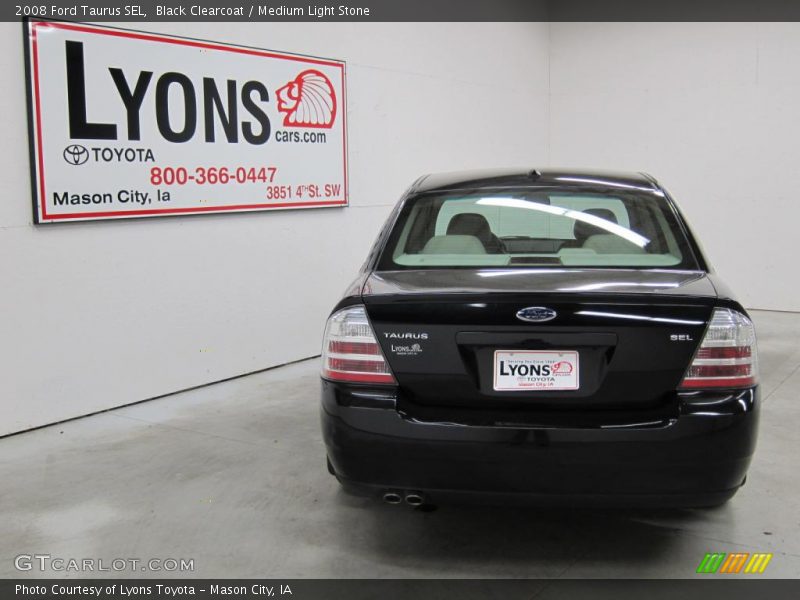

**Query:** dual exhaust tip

left=383, top=491, right=424, bottom=506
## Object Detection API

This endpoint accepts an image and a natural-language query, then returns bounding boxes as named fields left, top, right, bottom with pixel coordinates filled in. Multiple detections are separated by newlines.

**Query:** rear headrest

left=573, top=208, right=619, bottom=242
left=421, top=235, right=487, bottom=255
left=447, top=213, right=493, bottom=245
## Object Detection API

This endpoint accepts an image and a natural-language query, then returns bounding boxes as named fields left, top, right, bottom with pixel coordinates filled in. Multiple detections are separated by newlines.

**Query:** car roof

left=411, top=168, right=661, bottom=194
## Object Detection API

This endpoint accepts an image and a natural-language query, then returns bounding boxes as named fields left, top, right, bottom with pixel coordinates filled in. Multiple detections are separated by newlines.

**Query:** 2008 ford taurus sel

left=320, top=169, right=759, bottom=508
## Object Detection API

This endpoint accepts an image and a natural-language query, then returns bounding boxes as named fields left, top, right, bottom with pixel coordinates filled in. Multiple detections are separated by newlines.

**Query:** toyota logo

left=516, top=306, right=557, bottom=323
left=63, top=144, right=89, bottom=166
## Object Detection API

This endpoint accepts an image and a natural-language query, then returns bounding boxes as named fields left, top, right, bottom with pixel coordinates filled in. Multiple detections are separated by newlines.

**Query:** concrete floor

left=1, top=309, right=798, bottom=579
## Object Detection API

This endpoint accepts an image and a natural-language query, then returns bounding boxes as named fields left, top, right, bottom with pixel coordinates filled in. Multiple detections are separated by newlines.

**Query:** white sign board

left=24, top=20, right=348, bottom=223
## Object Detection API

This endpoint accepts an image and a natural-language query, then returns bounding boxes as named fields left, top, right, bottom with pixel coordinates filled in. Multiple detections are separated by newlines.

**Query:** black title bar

left=8, top=0, right=800, bottom=22
left=3, top=579, right=800, bottom=600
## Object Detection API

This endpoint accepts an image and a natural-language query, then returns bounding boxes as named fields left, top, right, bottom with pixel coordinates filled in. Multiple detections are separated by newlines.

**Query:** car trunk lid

left=362, top=269, right=716, bottom=425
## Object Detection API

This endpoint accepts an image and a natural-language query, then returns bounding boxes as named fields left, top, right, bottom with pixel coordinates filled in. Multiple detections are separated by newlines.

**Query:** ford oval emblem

left=516, top=306, right=557, bottom=323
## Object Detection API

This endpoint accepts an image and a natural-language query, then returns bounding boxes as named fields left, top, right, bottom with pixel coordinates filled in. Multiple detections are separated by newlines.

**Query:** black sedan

left=320, top=169, right=759, bottom=507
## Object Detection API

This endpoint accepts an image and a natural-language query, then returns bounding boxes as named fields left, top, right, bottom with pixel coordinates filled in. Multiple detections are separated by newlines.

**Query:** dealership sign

left=23, top=20, right=347, bottom=223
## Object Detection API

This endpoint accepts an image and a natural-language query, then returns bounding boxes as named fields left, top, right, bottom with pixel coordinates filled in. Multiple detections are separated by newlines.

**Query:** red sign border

left=25, top=19, right=348, bottom=223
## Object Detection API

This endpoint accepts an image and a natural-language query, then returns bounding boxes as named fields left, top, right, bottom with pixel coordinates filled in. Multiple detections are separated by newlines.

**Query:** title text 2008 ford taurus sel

left=320, top=169, right=759, bottom=507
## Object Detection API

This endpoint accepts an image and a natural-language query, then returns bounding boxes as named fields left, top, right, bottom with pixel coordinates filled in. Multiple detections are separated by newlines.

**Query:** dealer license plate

left=493, top=350, right=580, bottom=391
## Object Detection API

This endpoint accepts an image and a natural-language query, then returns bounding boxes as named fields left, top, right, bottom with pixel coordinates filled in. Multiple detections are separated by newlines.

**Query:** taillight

left=321, top=305, right=396, bottom=384
left=679, top=308, right=758, bottom=389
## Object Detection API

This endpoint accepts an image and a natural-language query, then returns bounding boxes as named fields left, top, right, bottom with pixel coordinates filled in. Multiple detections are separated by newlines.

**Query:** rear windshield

left=378, top=188, right=699, bottom=270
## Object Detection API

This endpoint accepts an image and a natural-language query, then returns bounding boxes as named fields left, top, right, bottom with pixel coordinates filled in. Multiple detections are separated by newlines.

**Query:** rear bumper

left=320, top=380, right=760, bottom=507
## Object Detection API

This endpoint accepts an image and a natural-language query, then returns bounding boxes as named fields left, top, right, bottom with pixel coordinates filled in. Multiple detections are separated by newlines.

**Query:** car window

left=434, top=195, right=631, bottom=239
left=381, top=189, right=698, bottom=270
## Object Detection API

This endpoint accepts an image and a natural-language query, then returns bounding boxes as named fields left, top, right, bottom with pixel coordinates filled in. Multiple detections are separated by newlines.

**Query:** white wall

left=549, top=22, right=800, bottom=312
left=0, top=23, right=551, bottom=435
